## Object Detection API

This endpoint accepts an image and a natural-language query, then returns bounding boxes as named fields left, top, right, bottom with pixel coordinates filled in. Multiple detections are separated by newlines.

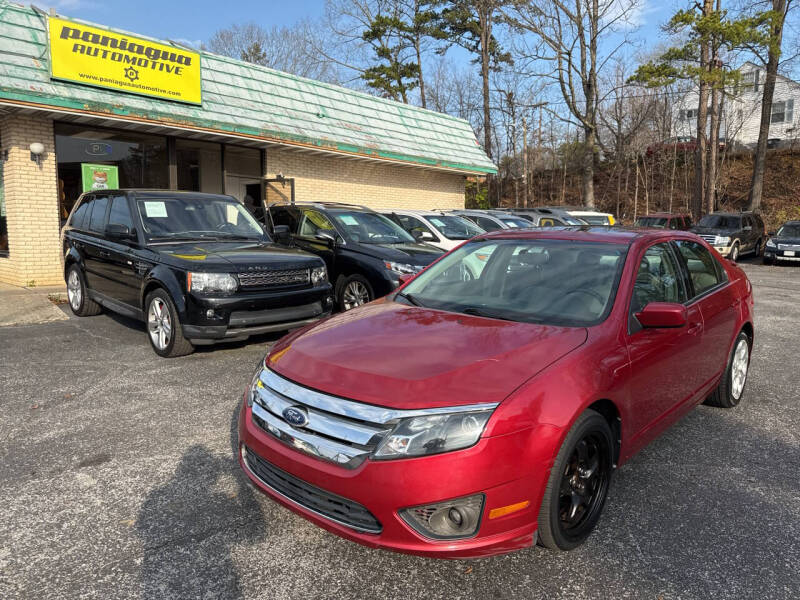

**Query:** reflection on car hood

left=691, top=226, right=740, bottom=235
left=773, top=236, right=800, bottom=245
left=354, top=242, right=444, bottom=265
left=267, top=301, right=588, bottom=409
left=154, top=241, right=321, bottom=270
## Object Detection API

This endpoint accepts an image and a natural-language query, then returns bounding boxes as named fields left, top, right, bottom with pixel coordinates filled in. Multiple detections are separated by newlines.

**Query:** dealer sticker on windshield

left=143, top=201, right=167, bottom=218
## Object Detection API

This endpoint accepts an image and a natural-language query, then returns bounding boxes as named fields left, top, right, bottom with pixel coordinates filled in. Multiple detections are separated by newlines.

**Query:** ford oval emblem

left=282, top=406, right=309, bottom=428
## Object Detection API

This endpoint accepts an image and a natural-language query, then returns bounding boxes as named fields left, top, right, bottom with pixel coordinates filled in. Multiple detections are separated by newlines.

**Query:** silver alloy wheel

left=67, top=270, right=82, bottom=311
left=342, top=281, right=370, bottom=310
left=147, top=297, right=172, bottom=350
left=730, top=243, right=739, bottom=261
left=730, top=338, right=749, bottom=400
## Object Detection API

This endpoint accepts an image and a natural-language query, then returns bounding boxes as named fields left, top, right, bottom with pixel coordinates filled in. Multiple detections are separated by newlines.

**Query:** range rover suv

left=691, top=212, right=765, bottom=261
left=268, top=203, right=443, bottom=311
left=63, top=190, right=333, bottom=357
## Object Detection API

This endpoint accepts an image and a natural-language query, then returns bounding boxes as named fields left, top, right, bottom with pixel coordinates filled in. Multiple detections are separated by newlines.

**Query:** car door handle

left=99, top=250, right=110, bottom=258
left=687, top=321, right=703, bottom=335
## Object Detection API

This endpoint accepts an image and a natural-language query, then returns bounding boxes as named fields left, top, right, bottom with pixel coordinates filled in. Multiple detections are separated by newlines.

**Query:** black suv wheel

left=66, top=264, right=102, bottom=317
left=144, top=289, right=194, bottom=357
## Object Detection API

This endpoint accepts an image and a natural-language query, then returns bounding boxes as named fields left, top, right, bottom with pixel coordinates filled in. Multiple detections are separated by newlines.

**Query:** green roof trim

left=0, top=2, right=496, bottom=174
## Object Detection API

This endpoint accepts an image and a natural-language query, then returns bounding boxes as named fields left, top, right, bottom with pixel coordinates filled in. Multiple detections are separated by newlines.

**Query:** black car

left=690, top=211, right=765, bottom=261
left=63, top=190, right=333, bottom=357
left=764, top=220, right=800, bottom=265
left=267, top=203, right=444, bottom=311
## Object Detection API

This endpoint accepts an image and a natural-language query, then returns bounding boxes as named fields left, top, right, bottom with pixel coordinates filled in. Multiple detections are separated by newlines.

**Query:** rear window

left=674, top=240, right=724, bottom=297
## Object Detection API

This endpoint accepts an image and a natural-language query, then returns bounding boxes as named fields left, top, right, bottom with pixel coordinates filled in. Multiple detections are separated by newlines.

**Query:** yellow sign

left=48, top=17, right=202, bottom=105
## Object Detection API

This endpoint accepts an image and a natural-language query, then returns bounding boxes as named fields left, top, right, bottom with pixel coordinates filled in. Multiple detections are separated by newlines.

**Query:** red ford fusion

left=238, top=227, right=754, bottom=558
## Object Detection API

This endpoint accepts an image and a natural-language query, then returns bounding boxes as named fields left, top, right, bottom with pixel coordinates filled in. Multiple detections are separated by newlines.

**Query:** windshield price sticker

left=144, top=201, right=168, bottom=218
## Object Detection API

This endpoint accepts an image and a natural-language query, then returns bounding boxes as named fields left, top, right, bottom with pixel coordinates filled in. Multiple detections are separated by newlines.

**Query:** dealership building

left=0, top=3, right=495, bottom=286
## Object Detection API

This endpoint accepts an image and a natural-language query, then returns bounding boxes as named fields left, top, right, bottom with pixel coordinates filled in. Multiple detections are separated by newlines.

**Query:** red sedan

left=238, top=228, right=754, bottom=558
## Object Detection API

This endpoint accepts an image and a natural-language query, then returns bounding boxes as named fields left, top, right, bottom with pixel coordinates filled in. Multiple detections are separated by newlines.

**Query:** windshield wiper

left=396, top=292, right=424, bottom=307
left=461, top=306, right=519, bottom=322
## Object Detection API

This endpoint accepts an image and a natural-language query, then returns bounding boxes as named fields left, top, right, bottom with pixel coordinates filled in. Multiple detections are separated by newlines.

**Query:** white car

left=383, top=209, right=486, bottom=252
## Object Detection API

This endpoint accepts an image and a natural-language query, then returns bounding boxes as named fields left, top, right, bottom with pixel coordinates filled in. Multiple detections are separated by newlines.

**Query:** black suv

left=691, top=212, right=765, bottom=261
left=267, top=203, right=443, bottom=311
left=764, top=220, right=800, bottom=265
left=63, top=190, right=333, bottom=357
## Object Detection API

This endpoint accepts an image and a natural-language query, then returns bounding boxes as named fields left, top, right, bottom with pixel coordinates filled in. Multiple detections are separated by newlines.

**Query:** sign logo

left=48, top=16, right=202, bottom=105
left=81, top=163, right=119, bottom=192
left=282, top=406, right=309, bottom=428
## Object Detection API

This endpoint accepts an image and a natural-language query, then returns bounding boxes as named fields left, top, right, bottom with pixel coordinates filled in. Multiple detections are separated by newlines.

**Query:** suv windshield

left=777, top=223, right=800, bottom=237
left=137, top=197, right=265, bottom=242
left=331, top=211, right=415, bottom=244
left=499, top=217, right=532, bottom=228
left=698, top=215, right=741, bottom=229
left=580, top=215, right=610, bottom=225
left=399, top=239, right=628, bottom=326
left=426, top=214, right=484, bottom=239
left=634, top=217, right=668, bottom=228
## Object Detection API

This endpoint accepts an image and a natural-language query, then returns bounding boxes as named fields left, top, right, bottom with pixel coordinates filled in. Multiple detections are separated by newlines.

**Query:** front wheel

left=337, top=275, right=373, bottom=311
left=704, top=331, right=750, bottom=408
left=144, top=289, right=194, bottom=358
left=729, top=242, right=740, bottom=262
left=537, top=410, right=614, bottom=551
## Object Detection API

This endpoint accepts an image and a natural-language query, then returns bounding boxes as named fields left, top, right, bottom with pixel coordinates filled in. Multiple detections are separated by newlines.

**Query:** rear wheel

left=66, top=265, right=101, bottom=317
left=145, top=289, right=194, bottom=358
left=754, top=238, right=763, bottom=257
left=537, top=410, right=613, bottom=551
left=704, top=331, right=750, bottom=408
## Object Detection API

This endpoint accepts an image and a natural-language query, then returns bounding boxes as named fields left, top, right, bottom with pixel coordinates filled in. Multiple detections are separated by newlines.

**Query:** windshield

left=399, top=239, right=628, bottom=326
left=581, top=215, right=610, bottom=225
left=426, top=215, right=484, bottom=239
left=635, top=217, right=668, bottom=228
left=777, top=223, right=800, bottom=237
left=331, top=211, right=415, bottom=244
left=698, top=215, right=741, bottom=229
left=563, top=216, right=587, bottom=225
left=137, top=197, right=266, bottom=242
left=499, top=217, right=532, bottom=228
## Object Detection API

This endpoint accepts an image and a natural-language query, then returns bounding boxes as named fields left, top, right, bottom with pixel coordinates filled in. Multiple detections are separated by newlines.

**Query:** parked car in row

left=563, top=208, right=616, bottom=226
left=499, top=207, right=583, bottom=226
left=447, top=209, right=533, bottom=231
left=268, top=203, right=443, bottom=311
left=238, top=226, right=754, bottom=558
left=63, top=191, right=333, bottom=357
left=690, top=211, right=765, bottom=261
left=763, top=220, right=800, bottom=265
left=382, top=209, right=485, bottom=251
left=634, top=213, right=693, bottom=230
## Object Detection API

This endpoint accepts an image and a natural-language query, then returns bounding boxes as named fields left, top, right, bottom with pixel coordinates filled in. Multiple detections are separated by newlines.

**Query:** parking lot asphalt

left=1, top=258, right=798, bottom=600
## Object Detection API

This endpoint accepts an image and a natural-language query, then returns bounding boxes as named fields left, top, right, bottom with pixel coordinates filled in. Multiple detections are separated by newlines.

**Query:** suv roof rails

left=267, top=200, right=373, bottom=211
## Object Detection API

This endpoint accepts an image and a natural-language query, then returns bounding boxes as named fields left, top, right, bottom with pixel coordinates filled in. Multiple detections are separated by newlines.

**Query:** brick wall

left=0, top=114, right=63, bottom=287
left=265, top=147, right=466, bottom=210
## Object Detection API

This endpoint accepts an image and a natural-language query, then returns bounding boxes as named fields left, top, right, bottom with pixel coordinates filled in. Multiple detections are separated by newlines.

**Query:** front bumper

left=764, top=248, right=800, bottom=262
left=237, top=399, right=551, bottom=559
left=182, top=284, right=334, bottom=343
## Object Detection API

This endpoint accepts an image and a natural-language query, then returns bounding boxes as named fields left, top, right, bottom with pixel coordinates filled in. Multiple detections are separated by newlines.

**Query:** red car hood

left=267, top=301, right=588, bottom=409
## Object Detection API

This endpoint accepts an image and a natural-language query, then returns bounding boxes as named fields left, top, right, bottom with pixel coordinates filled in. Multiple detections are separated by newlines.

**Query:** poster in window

left=81, top=163, right=119, bottom=192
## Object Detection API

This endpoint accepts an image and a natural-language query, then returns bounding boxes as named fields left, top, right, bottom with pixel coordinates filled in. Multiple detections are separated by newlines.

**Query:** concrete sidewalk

left=0, top=282, right=69, bottom=326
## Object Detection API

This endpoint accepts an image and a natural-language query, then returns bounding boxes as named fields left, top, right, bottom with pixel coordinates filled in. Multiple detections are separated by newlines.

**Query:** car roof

left=89, top=189, right=237, bottom=201
left=384, top=209, right=444, bottom=217
left=639, top=212, right=688, bottom=218
left=474, top=226, right=689, bottom=245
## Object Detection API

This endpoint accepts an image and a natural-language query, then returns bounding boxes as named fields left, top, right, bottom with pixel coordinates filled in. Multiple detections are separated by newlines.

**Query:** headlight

left=766, top=239, right=776, bottom=248
left=310, top=265, right=327, bottom=285
left=384, top=261, right=421, bottom=275
left=373, top=409, right=493, bottom=459
left=714, top=235, right=731, bottom=245
left=188, top=272, right=238, bottom=294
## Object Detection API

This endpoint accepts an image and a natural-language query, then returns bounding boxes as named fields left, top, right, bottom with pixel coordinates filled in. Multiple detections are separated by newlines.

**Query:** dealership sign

left=48, top=17, right=202, bottom=105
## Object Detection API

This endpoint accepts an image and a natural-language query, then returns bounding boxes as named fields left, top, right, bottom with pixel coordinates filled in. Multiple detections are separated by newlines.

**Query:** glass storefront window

left=0, top=156, right=7, bottom=257
left=55, top=123, right=168, bottom=221
left=176, top=139, right=222, bottom=194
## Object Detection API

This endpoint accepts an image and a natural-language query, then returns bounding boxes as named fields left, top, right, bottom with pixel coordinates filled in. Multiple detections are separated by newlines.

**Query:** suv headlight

left=373, top=409, right=493, bottom=459
left=384, top=261, right=421, bottom=275
left=714, top=235, right=731, bottom=245
left=766, top=239, right=776, bottom=248
left=310, top=265, right=327, bottom=285
left=188, top=272, right=238, bottom=294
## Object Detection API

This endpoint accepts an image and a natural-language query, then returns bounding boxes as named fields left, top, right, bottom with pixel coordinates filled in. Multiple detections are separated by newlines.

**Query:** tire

left=729, top=242, right=740, bottom=262
left=704, top=330, right=750, bottom=408
left=754, top=238, right=763, bottom=257
left=144, top=289, right=194, bottom=358
left=337, top=275, right=374, bottom=312
left=762, top=254, right=773, bottom=265
left=537, top=409, right=614, bottom=551
left=66, top=264, right=101, bottom=317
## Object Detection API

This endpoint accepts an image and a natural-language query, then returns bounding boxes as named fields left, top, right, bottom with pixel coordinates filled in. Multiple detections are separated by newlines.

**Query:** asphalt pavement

left=0, top=258, right=798, bottom=600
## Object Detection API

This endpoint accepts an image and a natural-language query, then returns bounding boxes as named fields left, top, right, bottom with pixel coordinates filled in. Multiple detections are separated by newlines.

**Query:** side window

left=108, top=196, right=133, bottom=230
left=299, top=210, right=335, bottom=237
left=743, top=215, right=753, bottom=230
left=631, top=243, right=686, bottom=313
left=674, top=240, right=723, bottom=297
left=69, top=196, right=92, bottom=230
left=476, top=216, right=502, bottom=231
left=398, top=214, right=432, bottom=235
left=270, top=207, right=301, bottom=233
left=88, top=195, right=109, bottom=234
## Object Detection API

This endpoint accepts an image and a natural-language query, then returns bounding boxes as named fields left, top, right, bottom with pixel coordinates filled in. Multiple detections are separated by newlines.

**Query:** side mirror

left=410, top=229, right=424, bottom=241
left=273, top=224, right=291, bottom=242
left=315, top=229, right=336, bottom=246
left=105, top=223, right=133, bottom=241
left=635, top=302, right=688, bottom=328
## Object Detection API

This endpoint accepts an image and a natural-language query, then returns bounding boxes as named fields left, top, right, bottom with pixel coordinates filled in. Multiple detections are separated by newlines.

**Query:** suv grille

left=238, top=268, right=309, bottom=288
left=243, top=445, right=382, bottom=533
left=698, top=234, right=718, bottom=244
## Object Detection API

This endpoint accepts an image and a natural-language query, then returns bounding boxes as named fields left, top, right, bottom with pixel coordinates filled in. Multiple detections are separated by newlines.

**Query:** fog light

left=206, top=309, right=215, bottom=318
left=399, top=494, right=484, bottom=540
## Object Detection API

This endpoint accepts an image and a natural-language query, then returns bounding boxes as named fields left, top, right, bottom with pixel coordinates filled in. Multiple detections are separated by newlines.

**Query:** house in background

left=672, top=61, right=799, bottom=148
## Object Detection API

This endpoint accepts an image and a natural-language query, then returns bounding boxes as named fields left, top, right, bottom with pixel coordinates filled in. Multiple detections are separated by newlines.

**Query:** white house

left=673, top=61, right=799, bottom=147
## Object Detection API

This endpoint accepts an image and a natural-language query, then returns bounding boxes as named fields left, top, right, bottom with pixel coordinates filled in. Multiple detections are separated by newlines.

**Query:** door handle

left=687, top=321, right=703, bottom=335
left=99, top=250, right=110, bottom=258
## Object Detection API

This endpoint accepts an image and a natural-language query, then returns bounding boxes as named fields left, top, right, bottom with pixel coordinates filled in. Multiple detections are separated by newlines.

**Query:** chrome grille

left=251, top=369, right=497, bottom=469
left=699, top=234, right=718, bottom=244
left=238, top=268, right=309, bottom=288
